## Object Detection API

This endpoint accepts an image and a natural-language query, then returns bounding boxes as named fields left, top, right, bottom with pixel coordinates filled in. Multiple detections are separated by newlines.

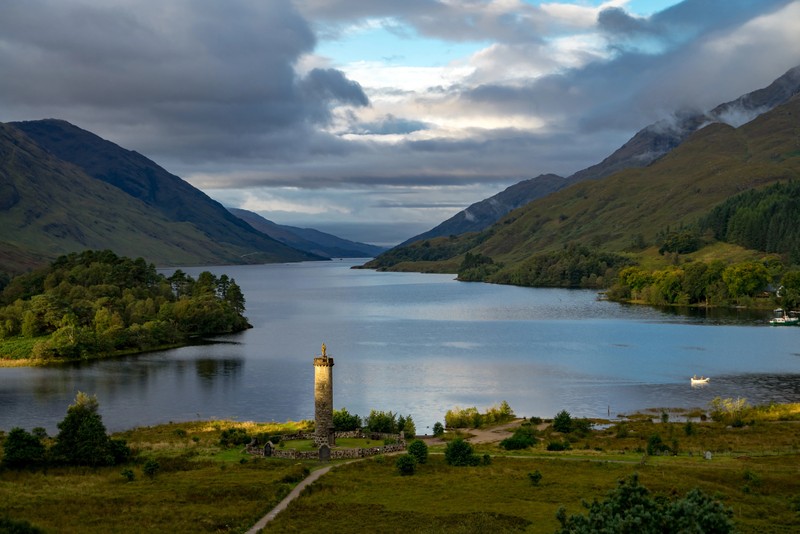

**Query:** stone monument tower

left=313, top=343, right=335, bottom=447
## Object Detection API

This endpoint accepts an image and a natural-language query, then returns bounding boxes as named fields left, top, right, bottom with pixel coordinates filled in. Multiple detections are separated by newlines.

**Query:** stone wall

left=245, top=430, right=406, bottom=461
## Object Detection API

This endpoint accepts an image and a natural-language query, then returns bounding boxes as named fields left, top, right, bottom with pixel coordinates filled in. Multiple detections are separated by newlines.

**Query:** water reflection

left=1, top=259, right=798, bottom=433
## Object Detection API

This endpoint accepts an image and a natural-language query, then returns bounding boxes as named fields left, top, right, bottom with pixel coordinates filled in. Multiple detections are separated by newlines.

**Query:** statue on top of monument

left=321, top=342, right=327, bottom=358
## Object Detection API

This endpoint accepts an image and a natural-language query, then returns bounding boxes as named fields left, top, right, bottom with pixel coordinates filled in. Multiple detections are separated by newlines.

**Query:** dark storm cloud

left=0, top=0, right=367, bottom=164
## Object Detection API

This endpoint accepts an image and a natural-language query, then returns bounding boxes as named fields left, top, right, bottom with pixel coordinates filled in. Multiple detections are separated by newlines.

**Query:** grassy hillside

left=0, top=122, right=317, bottom=274
left=367, top=95, right=800, bottom=279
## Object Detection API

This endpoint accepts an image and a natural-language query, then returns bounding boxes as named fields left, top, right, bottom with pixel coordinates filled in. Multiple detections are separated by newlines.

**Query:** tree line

left=0, top=250, right=249, bottom=362
left=700, top=180, right=800, bottom=263
left=606, top=257, right=800, bottom=308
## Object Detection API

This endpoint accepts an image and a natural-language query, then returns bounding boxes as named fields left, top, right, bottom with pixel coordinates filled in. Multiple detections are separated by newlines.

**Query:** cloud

left=0, top=0, right=798, bottom=244
left=0, top=0, right=367, bottom=164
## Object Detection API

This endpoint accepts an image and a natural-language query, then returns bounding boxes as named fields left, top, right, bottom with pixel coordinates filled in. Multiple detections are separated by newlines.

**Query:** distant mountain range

left=396, top=65, right=800, bottom=247
left=0, top=120, right=379, bottom=274
left=228, top=208, right=386, bottom=258
left=365, top=65, right=800, bottom=275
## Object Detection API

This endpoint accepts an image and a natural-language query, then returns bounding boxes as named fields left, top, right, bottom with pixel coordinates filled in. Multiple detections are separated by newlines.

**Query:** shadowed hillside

left=0, top=121, right=319, bottom=274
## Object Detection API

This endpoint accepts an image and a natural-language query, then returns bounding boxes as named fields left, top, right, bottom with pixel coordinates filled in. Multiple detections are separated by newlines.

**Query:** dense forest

left=700, top=181, right=800, bottom=263
left=606, top=258, right=800, bottom=308
left=0, top=250, right=249, bottom=362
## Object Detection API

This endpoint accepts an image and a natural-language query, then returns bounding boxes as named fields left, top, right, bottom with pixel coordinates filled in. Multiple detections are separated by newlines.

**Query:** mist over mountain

left=364, top=67, right=800, bottom=276
left=391, top=64, right=800, bottom=249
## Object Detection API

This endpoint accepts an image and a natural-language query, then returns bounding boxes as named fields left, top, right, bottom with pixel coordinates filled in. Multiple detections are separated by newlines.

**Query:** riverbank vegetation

left=2, top=400, right=798, bottom=532
left=0, top=250, right=250, bottom=365
left=606, top=257, right=800, bottom=309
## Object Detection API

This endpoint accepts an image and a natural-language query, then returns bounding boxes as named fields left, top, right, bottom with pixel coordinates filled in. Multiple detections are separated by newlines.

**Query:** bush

left=121, top=468, right=135, bottom=482
left=646, top=433, right=672, bottom=456
left=1, top=428, right=46, bottom=469
left=547, top=440, right=571, bottom=451
left=444, top=438, right=479, bottom=466
left=528, top=470, right=542, bottom=486
left=143, top=459, right=160, bottom=479
left=219, top=427, right=250, bottom=447
left=432, top=422, right=444, bottom=437
left=555, top=474, right=735, bottom=533
left=552, top=410, right=573, bottom=433
left=395, top=454, right=417, bottom=476
left=500, top=423, right=537, bottom=450
left=408, top=440, right=428, bottom=464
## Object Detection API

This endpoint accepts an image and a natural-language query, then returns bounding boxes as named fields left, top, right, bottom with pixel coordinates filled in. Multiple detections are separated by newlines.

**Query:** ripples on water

left=0, top=259, right=797, bottom=433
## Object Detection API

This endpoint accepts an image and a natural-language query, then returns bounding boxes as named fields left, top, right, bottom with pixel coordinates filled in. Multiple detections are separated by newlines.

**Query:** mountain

left=364, top=92, right=800, bottom=275
left=11, top=119, right=321, bottom=263
left=0, top=120, right=319, bottom=274
left=229, top=208, right=386, bottom=258
left=393, top=65, right=800, bottom=249
left=568, top=65, right=800, bottom=184
left=396, top=174, right=565, bottom=247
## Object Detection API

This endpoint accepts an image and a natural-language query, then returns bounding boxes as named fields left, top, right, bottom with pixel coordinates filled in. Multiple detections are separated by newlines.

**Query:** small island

left=0, top=249, right=250, bottom=366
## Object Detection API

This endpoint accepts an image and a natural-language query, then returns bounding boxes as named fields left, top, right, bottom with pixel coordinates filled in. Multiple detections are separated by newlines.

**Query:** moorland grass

left=2, top=410, right=799, bottom=533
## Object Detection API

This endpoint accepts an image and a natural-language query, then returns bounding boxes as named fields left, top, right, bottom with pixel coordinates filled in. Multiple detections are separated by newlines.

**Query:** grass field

left=1, top=409, right=799, bottom=533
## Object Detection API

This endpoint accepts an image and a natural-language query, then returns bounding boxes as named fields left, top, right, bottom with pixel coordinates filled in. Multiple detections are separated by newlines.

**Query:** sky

left=1, top=1, right=799, bottom=246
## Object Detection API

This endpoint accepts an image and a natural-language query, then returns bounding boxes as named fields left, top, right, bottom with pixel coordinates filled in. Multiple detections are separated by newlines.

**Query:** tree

left=364, top=410, right=397, bottom=433
left=555, top=474, right=735, bottom=533
left=51, top=392, right=127, bottom=466
left=408, top=439, right=428, bottom=464
left=332, top=408, right=362, bottom=431
left=444, top=438, right=479, bottom=466
left=432, top=422, right=445, bottom=437
left=552, top=410, right=573, bottom=433
left=395, top=454, right=417, bottom=476
left=1, top=428, right=46, bottom=469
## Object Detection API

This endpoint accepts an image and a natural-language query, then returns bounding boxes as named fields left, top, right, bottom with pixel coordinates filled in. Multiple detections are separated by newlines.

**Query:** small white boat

left=691, top=375, right=710, bottom=386
left=769, top=308, right=800, bottom=326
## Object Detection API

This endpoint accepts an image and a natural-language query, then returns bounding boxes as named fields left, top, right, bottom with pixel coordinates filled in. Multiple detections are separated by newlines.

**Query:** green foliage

left=528, top=470, right=542, bottom=486
left=120, top=468, right=135, bottom=482
left=143, top=459, right=160, bottom=479
left=491, top=244, right=632, bottom=288
left=500, top=423, right=537, bottom=450
left=395, top=454, right=417, bottom=476
left=701, top=180, right=800, bottom=261
left=546, top=440, right=571, bottom=451
left=1, top=428, right=46, bottom=469
left=397, top=414, right=416, bottom=438
left=444, top=438, right=480, bottom=466
left=646, top=433, right=672, bottom=456
left=432, top=422, right=444, bottom=437
left=552, top=410, right=573, bottom=433
left=444, top=401, right=515, bottom=429
left=407, top=440, right=428, bottom=464
left=0, top=250, right=249, bottom=361
left=332, top=408, right=362, bottom=432
left=364, top=410, right=397, bottom=433
left=609, top=258, right=780, bottom=307
left=658, top=229, right=700, bottom=255
left=555, top=474, right=735, bottom=533
left=219, top=427, right=251, bottom=448
left=458, top=252, right=502, bottom=281
left=51, top=392, right=128, bottom=467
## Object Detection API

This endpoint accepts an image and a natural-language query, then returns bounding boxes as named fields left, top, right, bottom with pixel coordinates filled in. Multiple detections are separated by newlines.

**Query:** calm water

left=1, top=259, right=798, bottom=434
